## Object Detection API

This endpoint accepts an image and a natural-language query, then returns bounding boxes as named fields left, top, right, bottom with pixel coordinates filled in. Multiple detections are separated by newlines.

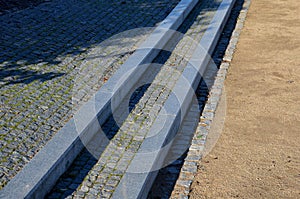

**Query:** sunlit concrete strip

left=0, top=0, right=198, bottom=198
left=171, top=0, right=251, bottom=197
left=112, top=0, right=236, bottom=198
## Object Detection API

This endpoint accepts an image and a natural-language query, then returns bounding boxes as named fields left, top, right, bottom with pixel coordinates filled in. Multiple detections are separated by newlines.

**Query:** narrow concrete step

left=148, top=0, right=249, bottom=197
left=113, top=0, right=236, bottom=198
left=46, top=0, right=235, bottom=198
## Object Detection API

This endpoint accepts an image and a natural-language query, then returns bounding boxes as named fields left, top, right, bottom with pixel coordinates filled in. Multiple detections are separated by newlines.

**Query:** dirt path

left=190, top=0, right=300, bottom=198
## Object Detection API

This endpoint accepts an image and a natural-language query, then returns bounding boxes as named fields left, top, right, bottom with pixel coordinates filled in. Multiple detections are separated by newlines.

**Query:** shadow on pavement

left=0, top=0, right=178, bottom=85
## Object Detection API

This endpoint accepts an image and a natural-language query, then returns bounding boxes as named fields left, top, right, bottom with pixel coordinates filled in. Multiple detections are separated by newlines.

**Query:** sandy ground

left=190, top=0, right=300, bottom=198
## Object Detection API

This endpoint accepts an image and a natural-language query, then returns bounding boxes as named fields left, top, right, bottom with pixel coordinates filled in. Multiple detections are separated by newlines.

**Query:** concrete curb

left=171, top=0, right=252, bottom=198
left=0, top=0, right=198, bottom=198
left=112, top=0, right=237, bottom=198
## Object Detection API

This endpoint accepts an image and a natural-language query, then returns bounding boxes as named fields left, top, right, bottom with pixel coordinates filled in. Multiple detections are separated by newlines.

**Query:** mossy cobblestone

left=0, top=0, right=182, bottom=189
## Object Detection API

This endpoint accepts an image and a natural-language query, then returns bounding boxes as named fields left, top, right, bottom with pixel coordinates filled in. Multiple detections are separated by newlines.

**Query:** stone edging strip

left=171, top=0, right=252, bottom=198
left=111, top=0, right=237, bottom=198
left=0, top=0, right=199, bottom=198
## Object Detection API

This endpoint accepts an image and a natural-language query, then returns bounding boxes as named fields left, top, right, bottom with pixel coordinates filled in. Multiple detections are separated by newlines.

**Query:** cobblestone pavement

left=0, top=0, right=46, bottom=14
left=47, top=0, right=223, bottom=198
left=149, top=0, right=248, bottom=198
left=147, top=82, right=208, bottom=199
left=0, top=0, right=182, bottom=188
